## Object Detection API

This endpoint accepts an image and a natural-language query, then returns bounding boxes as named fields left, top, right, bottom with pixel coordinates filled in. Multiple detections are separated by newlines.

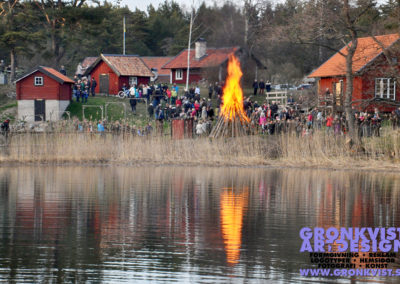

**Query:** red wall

left=90, top=61, right=119, bottom=95
left=171, top=68, right=202, bottom=85
left=89, top=61, right=151, bottom=95
left=60, top=84, right=72, bottom=100
left=16, top=71, right=72, bottom=100
left=318, top=51, right=400, bottom=112
left=359, top=53, right=400, bottom=111
left=362, top=63, right=400, bottom=98
left=119, top=76, right=150, bottom=89
left=318, top=76, right=362, bottom=108
left=138, top=77, right=150, bottom=86
left=319, top=74, right=399, bottom=112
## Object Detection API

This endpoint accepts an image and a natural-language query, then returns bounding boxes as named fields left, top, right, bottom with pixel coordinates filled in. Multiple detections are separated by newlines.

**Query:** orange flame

left=220, top=188, right=248, bottom=266
left=220, top=55, right=250, bottom=123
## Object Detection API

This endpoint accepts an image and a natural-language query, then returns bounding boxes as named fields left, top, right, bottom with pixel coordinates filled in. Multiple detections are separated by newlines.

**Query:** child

left=259, top=112, right=267, bottom=133
left=75, top=85, right=81, bottom=102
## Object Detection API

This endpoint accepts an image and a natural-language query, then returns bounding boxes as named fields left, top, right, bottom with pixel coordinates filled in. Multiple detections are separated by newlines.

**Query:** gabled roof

left=309, top=34, right=400, bottom=78
left=162, top=47, right=240, bottom=69
left=82, top=57, right=98, bottom=69
left=16, top=66, right=74, bottom=84
left=84, top=54, right=154, bottom=77
left=141, top=56, right=174, bottom=76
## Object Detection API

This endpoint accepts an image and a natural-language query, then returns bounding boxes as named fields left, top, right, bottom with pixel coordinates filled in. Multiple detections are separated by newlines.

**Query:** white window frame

left=375, top=78, right=396, bottom=100
left=129, top=76, right=138, bottom=86
left=34, top=76, right=43, bottom=86
left=175, top=69, right=183, bottom=80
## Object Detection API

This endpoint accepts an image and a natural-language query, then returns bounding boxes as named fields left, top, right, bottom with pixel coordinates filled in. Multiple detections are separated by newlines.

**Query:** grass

left=66, top=96, right=147, bottom=120
left=65, top=95, right=152, bottom=128
left=0, top=102, right=17, bottom=112
left=0, top=85, right=17, bottom=121
left=2, top=129, right=400, bottom=170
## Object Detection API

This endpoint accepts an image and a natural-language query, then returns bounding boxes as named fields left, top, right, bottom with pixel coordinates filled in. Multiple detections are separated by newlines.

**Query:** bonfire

left=209, top=55, right=250, bottom=138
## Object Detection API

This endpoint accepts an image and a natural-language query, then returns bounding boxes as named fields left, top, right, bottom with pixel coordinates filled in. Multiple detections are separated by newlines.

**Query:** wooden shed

left=84, top=54, right=154, bottom=95
left=309, top=33, right=400, bottom=112
left=16, top=66, right=74, bottom=121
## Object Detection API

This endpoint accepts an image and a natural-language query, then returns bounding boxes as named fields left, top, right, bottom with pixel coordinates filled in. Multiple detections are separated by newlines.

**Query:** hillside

left=0, top=85, right=17, bottom=122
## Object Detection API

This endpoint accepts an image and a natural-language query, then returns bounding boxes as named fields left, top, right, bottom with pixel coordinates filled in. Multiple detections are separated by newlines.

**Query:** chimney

left=195, top=38, right=207, bottom=59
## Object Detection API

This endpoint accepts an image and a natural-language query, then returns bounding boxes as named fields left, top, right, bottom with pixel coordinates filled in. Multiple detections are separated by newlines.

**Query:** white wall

left=17, top=100, right=35, bottom=121
left=47, top=100, right=70, bottom=121
left=18, top=100, right=70, bottom=122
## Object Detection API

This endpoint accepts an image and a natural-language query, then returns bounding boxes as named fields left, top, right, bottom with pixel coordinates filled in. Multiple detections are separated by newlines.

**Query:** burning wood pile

left=210, top=55, right=250, bottom=138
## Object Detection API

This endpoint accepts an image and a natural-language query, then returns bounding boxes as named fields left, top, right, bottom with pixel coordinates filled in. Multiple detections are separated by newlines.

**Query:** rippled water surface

left=0, top=166, right=400, bottom=283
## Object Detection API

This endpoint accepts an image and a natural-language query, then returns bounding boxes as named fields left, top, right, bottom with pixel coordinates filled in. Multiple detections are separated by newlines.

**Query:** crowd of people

left=99, top=80, right=390, bottom=138
left=240, top=95, right=386, bottom=137
left=3, top=71, right=397, bottom=139
left=123, top=82, right=224, bottom=122
left=72, top=75, right=97, bottom=103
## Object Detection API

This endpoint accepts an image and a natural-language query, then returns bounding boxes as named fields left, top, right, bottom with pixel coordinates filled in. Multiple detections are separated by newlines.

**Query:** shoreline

left=1, top=159, right=400, bottom=173
left=2, top=131, right=400, bottom=172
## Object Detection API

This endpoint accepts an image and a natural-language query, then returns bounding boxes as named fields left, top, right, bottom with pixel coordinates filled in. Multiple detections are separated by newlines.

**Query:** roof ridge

left=141, top=56, right=174, bottom=58
left=184, top=46, right=240, bottom=51
left=102, top=54, right=140, bottom=57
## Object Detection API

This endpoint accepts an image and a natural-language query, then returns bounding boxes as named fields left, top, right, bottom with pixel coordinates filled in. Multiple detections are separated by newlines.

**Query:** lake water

left=0, top=166, right=400, bottom=283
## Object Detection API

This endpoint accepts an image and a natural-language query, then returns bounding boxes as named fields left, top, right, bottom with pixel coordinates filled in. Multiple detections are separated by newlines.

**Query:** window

left=375, top=78, right=396, bottom=100
left=129, top=76, right=137, bottom=86
left=34, top=76, right=43, bottom=86
left=175, top=69, right=183, bottom=80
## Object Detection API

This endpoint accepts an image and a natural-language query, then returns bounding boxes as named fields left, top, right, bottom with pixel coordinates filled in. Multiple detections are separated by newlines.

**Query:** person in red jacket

left=326, top=114, right=334, bottom=134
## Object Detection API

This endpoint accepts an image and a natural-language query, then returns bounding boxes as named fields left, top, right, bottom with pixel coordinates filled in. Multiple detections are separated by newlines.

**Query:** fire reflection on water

left=220, top=187, right=248, bottom=266
left=1, top=167, right=400, bottom=282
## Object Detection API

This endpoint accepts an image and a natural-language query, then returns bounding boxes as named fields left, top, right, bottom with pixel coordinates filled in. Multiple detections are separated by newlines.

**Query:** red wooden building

left=84, top=54, right=154, bottom=95
left=16, top=66, right=74, bottom=121
left=309, top=33, right=400, bottom=112
left=162, top=39, right=240, bottom=85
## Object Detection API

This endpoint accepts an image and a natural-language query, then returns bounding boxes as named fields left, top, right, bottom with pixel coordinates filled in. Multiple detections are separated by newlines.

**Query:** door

left=99, top=74, right=109, bottom=94
left=34, top=99, right=45, bottom=121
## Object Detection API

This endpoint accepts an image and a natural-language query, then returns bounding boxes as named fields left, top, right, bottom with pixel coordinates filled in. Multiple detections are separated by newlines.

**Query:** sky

left=120, top=0, right=205, bottom=12
left=119, top=0, right=284, bottom=12
left=120, top=0, right=388, bottom=13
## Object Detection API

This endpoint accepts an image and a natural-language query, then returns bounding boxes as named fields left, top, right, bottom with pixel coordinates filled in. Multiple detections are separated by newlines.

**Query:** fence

left=265, top=90, right=289, bottom=105
left=82, top=105, right=104, bottom=121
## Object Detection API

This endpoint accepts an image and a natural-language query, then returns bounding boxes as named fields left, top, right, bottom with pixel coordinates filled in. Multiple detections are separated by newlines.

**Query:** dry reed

left=1, top=130, right=400, bottom=170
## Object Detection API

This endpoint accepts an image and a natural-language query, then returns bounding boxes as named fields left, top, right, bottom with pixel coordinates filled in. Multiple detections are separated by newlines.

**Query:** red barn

left=309, top=33, right=400, bottom=112
left=16, top=66, right=74, bottom=121
left=162, top=39, right=240, bottom=85
left=84, top=54, right=154, bottom=95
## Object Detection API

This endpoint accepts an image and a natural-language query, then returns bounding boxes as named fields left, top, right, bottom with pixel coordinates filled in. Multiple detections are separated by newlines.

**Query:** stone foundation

left=18, top=100, right=70, bottom=122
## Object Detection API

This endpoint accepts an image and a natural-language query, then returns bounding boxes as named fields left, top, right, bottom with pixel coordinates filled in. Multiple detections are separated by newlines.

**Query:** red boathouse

left=16, top=66, right=74, bottom=121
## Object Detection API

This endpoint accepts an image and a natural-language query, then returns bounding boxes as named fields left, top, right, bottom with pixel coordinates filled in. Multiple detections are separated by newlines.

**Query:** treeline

left=0, top=0, right=398, bottom=83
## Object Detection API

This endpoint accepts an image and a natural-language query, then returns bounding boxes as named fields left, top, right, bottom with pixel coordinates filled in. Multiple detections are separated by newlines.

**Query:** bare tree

left=281, top=0, right=377, bottom=139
